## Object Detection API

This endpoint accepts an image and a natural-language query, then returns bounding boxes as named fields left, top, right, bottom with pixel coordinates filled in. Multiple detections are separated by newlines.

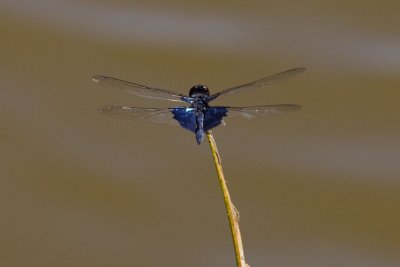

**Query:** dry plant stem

left=206, top=131, right=249, bottom=267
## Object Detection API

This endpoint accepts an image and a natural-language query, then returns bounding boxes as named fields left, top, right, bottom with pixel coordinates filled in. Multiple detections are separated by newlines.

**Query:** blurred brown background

left=1, top=1, right=399, bottom=266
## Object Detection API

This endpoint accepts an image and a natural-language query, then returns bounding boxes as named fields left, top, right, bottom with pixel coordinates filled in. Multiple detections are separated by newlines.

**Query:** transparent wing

left=227, top=104, right=301, bottom=119
left=99, top=106, right=180, bottom=126
left=211, top=67, right=305, bottom=99
left=93, top=75, right=186, bottom=102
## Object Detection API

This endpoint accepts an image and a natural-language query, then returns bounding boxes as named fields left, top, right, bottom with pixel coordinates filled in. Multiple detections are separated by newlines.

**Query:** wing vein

left=212, top=67, right=305, bottom=99
left=93, top=75, right=186, bottom=102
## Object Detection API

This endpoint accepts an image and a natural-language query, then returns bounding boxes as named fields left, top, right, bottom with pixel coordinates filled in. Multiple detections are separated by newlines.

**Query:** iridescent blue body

left=171, top=85, right=227, bottom=144
left=94, top=67, right=305, bottom=145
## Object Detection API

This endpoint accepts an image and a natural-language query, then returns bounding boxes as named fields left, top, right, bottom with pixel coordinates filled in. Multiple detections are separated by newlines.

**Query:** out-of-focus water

left=1, top=1, right=399, bottom=266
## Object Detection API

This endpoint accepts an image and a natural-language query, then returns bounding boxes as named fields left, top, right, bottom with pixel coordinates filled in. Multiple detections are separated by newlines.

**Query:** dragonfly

left=94, top=67, right=305, bottom=144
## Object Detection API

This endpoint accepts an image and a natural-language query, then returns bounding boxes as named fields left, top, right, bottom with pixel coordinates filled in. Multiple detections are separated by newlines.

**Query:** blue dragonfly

left=94, top=67, right=305, bottom=144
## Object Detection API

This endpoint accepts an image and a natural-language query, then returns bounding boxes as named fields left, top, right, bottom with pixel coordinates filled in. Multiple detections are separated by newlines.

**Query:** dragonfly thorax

left=189, top=85, right=210, bottom=97
left=191, top=96, right=209, bottom=111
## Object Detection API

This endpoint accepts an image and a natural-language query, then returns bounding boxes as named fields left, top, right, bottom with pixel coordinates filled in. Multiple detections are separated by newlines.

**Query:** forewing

left=227, top=104, right=301, bottom=119
left=93, top=75, right=186, bottom=102
left=99, top=106, right=180, bottom=126
left=211, top=67, right=305, bottom=99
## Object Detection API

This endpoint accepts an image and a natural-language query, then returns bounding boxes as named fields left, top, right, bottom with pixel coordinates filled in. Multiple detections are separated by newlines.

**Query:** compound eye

left=189, top=85, right=210, bottom=97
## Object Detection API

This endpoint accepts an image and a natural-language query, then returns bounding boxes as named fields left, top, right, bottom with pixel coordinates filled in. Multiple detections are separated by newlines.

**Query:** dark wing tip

left=290, top=67, right=306, bottom=74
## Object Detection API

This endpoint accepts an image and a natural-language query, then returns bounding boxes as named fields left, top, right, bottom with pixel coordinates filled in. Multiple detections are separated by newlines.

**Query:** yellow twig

left=206, top=131, right=249, bottom=267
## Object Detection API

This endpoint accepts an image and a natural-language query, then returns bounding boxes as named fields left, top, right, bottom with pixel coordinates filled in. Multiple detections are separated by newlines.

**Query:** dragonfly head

left=189, top=85, right=210, bottom=97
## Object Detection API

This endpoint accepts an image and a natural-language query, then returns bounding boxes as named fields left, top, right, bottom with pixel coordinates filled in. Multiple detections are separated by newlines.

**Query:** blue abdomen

left=171, top=106, right=227, bottom=133
left=203, top=107, right=228, bottom=131
left=171, top=107, right=197, bottom=133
